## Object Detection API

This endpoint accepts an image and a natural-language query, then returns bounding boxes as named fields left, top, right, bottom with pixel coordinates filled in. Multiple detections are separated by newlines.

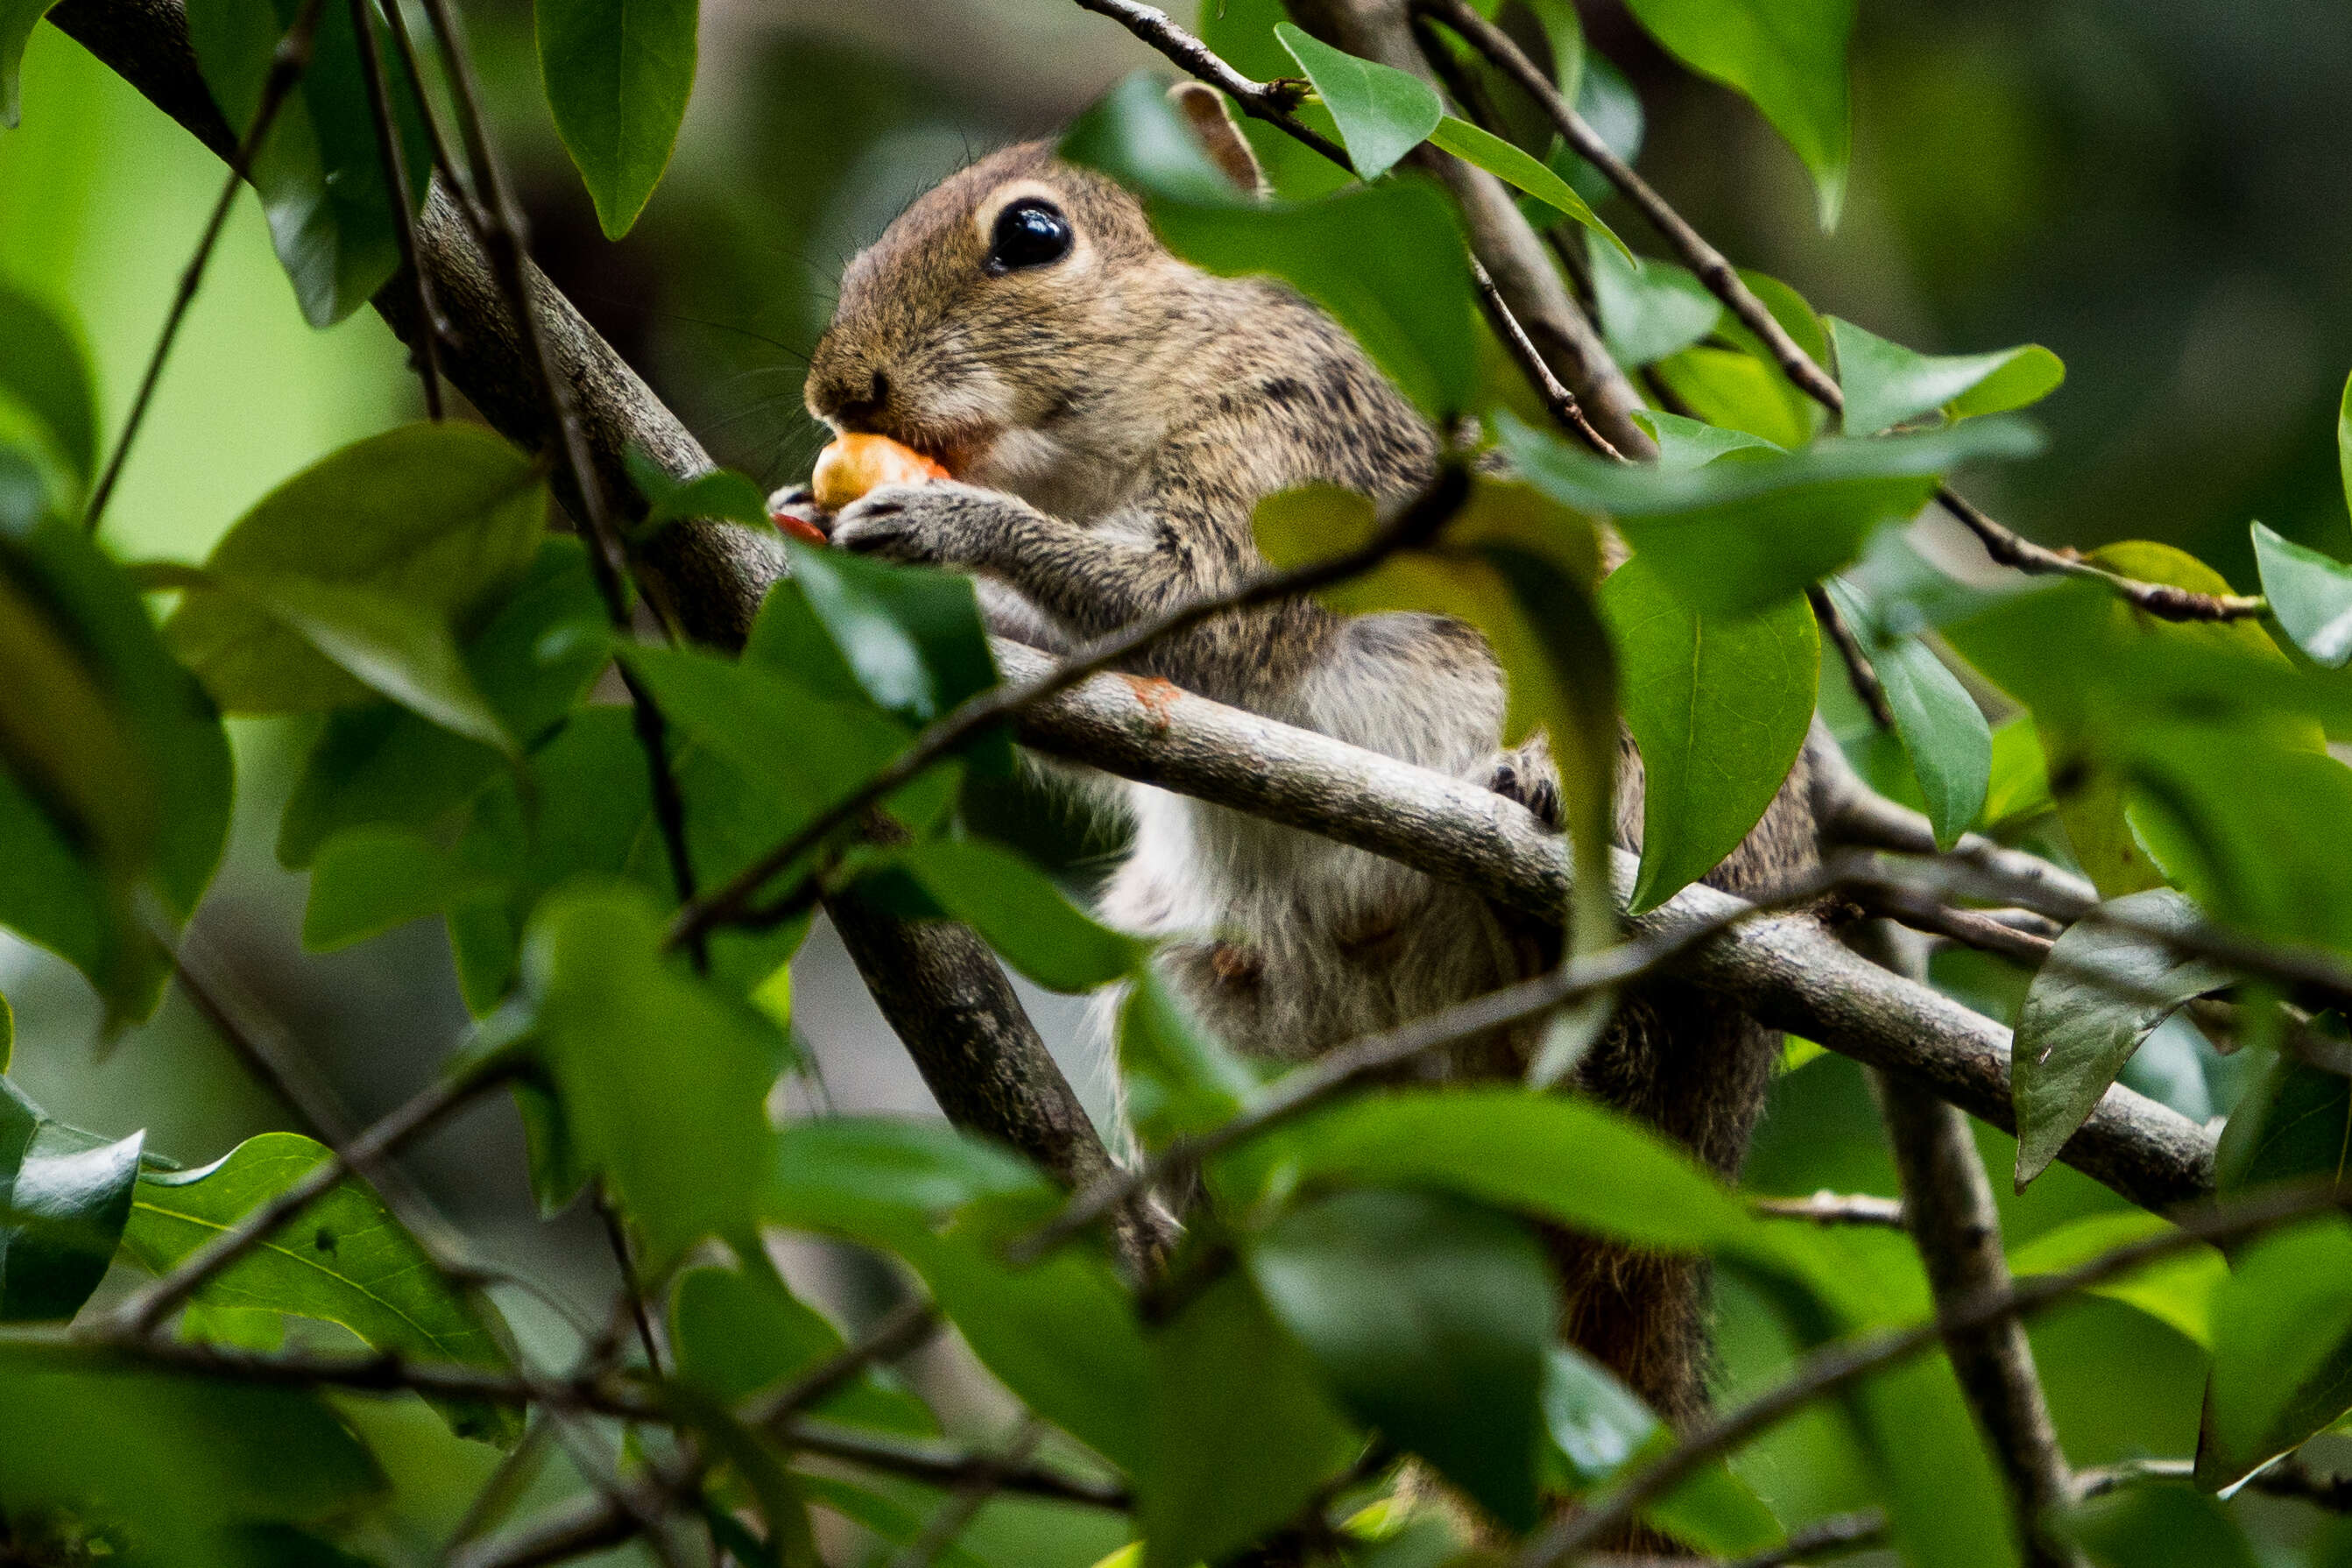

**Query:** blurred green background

left=5, top=0, right=2352, bottom=1558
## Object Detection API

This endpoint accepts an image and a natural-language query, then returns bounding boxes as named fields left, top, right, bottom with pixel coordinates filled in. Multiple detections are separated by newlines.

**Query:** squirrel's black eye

left=986, top=198, right=1072, bottom=274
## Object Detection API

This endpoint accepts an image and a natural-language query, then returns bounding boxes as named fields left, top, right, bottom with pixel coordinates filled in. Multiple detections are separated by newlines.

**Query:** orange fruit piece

left=809, top=433, right=950, bottom=512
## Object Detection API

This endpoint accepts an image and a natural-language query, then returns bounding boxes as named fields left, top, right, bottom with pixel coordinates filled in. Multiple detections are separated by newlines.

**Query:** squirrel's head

left=805, top=95, right=1265, bottom=513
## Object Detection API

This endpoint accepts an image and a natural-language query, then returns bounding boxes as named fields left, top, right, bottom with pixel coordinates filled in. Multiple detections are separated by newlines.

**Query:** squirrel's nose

left=824, top=369, right=892, bottom=433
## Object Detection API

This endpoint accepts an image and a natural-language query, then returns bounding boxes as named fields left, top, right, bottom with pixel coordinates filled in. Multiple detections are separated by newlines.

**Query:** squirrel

left=782, top=91, right=1818, bottom=1438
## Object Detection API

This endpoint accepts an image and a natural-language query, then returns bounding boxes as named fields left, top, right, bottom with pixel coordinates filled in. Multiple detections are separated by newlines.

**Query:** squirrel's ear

left=1167, top=81, right=1269, bottom=199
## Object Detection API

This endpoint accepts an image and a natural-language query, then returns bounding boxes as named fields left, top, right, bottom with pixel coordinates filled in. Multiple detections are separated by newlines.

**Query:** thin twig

left=1011, top=858, right=1853, bottom=1264
left=102, top=1065, right=496, bottom=1336
left=346, top=0, right=441, bottom=416
left=1722, top=1510, right=1889, bottom=1568
left=2073, top=1455, right=2352, bottom=1512
left=1515, top=1179, right=2352, bottom=1566
left=1807, top=585, right=1894, bottom=730
left=886, top=1418, right=1044, bottom=1568
left=595, top=1193, right=665, bottom=1376
left=1863, top=882, right=2055, bottom=967
left=667, top=463, right=1473, bottom=948
left=1748, top=1191, right=1906, bottom=1228
left=1473, top=255, right=1621, bottom=459
left=81, top=0, right=329, bottom=531
left=1414, top=0, right=2266, bottom=625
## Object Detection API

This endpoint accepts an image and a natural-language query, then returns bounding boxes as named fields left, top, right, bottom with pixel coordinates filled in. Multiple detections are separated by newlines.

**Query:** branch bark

left=51, top=0, right=2218, bottom=1221
left=44, top=0, right=1127, bottom=1220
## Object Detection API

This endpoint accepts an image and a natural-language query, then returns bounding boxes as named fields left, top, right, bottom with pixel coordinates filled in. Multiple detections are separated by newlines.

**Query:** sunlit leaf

left=121, top=1130, right=518, bottom=1444
left=1427, top=115, right=1627, bottom=260
left=0, top=1075, right=141, bottom=1323
left=1829, top=316, right=2063, bottom=435
left=1607, top=555, right=1816, bottom=911
left=1621, top=0, right=1854, bottom=226
left=1274, top=22, right=1440, bottom=180
left=2009, top=1211, right=2224, bottom=1350
left=2251, top=520, right=2352, bottom=669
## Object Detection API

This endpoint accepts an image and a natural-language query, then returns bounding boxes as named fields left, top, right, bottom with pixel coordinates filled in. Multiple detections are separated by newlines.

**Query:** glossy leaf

left=1427, top=115, right=1627, bottom=260
left=1652, top=344, right=1818, bottom=449
left=1829, top=316, right=2063, bottom=435
left=1250, top=1187, right=1555, bottom=1529
left=767, top=1117, right=1151, bottom=1472
left=515, top=880, right=783, bottom=1266
left=0, top=279, right=96, bottom=483
left=629, top=449, right=770, bottom=529
left=1607, top=555, right=1817, bottom=911
left=1141, top=1269, right=1360, bottom=1568
left=1589, top=241, right=1722, bottom=368
left=2011, top=890, right=2236, bottom=1190
left=2251, top=519, right=2352, bottom=668
left=538, top=0, right=696, bottom=237
left=1499, top=410, right=2039, bottom=618
left=1274, top=22, right=1440, bottom=180
left=1621, top=0, right=1854, bottom=226
left=121, top=1130, right=518, bottom=1443
left=184, top=0, right=431, bottom=324
left=166, top=423, right=547, bottom=715
left=0, top=1074, right=142, bottom=1322
left=1064, top=74, right=1478, bottom=420
left=0, top=503, right=231, bottom=1023
left=886, top=837, right=1143, bottom=992
left=1825, top=576, right=1988, bottom=849
left=1631, top=410, right=1779, bottom=472
left=782, top=540, right=999, bottom=735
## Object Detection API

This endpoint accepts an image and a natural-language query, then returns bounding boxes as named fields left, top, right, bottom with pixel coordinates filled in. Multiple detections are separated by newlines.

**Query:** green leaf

left=1981, top=715, right=2054, bottom=830
left=0, top=1075, right=142, bottom=1322
left=781, top=540, right=1003, bottom=750
left=2064, top=1478, right=2259, bottom=1568
left=1118, top=970, right=1257, bottom=1153
left=185, top=0, right=432, bottom=324
left=0, top=280, right=96, bottom=484
left=1141, top=1269, right=1360, bottom=1568
left=166, top=423, right=547, bottom=714
left=672, top=1262, right=936, bottom=1434
left=1589, top=241, right=1722, bottom=368
left=1250, top=1188, right=1554, bottom=1529
left=537, top=0, right=696, bottom=237
left=881, top=837, right=1143, bottom=992
left=1630, top=410, right=1780, bottom=472
left=1228, top=1086, right=1756, bottom=1254
left=1825, top=576, right=1988, bottom=848
left=1828, top=316, right=2064, bottom=435
left=766, top=1118, right=1151, bottom=1472
left=1427, top=115, right=1627, bottom=260
left=2251, top=520, right=2352, bottom=668
left=0, top=0, right=53, bottom=127
left=2341, top=370, right=2352, bottom=526
left=1621, top=0, right=1854, bottom=227
left=2010, top=889, right=2236, bottom=1190
left=279, top=538, right=611, bottom=868
left=302, top=825, right=502, bottom=950
left=1273, top=22, right=1441, bottom=181
left=1539, top=1346, right=1781, bottom=1554
left=0, top=504, right=231, bottom=1023
left=1653, top=344, right=1819, bottom=449
left=629, top=449, right=769, bottom=529
left=1607, top=556, right=1816, bottom=912
left=1064, top=74, right=1478, bottom=421
left=1500, top=410, right=2042, bottom=618
left=120, top=1129, right=519, bottom=1444
left=2008, top=1211, right=2223, bottom=1350
left=2206, top=1216, right=2352, bottom=1482
left=514, top=879, right=783, bottom=1268
left=0, top=1354, right=382, bottom=1563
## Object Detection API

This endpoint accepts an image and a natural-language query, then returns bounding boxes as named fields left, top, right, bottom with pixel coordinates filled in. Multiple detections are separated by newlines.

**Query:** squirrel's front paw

left=830, top=481, right=1002, bottom=566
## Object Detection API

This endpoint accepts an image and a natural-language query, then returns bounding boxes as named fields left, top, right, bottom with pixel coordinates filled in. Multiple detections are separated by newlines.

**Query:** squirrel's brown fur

left=794, top=138, right=1816, bottom=1446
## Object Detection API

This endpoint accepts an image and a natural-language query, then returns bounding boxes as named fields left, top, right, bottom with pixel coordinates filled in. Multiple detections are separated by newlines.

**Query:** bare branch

left=1806, top=585, right=1895, bottom=731
left=1748, top=1191, right=1906, bottom=1228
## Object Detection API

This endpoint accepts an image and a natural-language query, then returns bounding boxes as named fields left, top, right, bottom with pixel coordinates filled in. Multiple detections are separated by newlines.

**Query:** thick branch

left=45, top=0, right=1132, bottom=1222
left=999, top=639, right=2216, bottom=1213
